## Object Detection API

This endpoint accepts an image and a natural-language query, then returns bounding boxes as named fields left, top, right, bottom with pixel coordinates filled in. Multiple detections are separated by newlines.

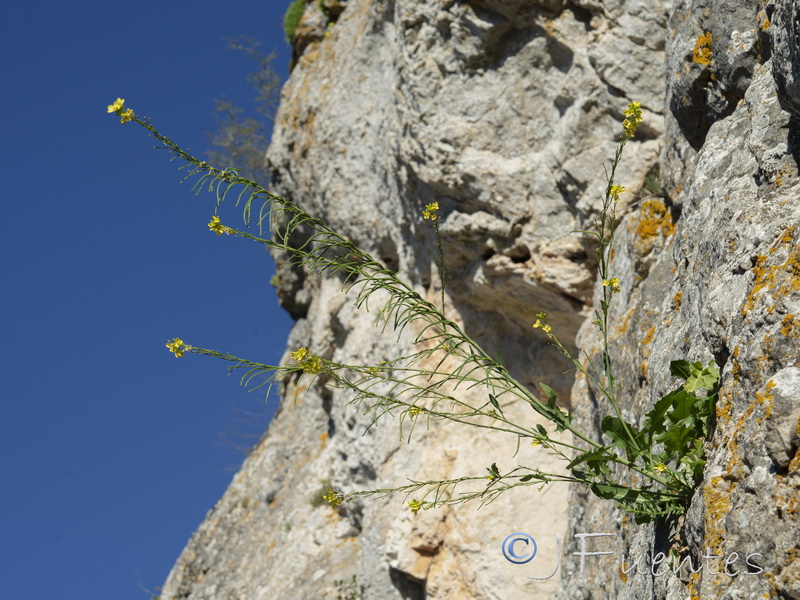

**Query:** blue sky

left=1, top=2, right=294, bottom=598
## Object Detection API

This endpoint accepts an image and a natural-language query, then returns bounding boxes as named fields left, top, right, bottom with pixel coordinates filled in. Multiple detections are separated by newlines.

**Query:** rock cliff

left=160, top=1, right=799, bottom=599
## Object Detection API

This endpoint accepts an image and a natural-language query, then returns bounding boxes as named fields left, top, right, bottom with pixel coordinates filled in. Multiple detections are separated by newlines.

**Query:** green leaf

left=488, top=394, right=503, bottom=415
left=656, top=425, right=693, bottom=458
left=641, top=393, right=674, bottom=436
left=519, top=474, right=536, bottom=482
left=601, top=416, right=643, bottom=461
left=684, top=360, right=720, bottom=394
left=567, top=448, right=612, bottom=474
left=666, top=390, right=695, bottom=425
left=590, top=482, right=632, bottom=500
left=538, top=382, right=558, bottom=408
left=536, top=424, right=547, bottom=437
left=670, top=359, right=693, bottom=381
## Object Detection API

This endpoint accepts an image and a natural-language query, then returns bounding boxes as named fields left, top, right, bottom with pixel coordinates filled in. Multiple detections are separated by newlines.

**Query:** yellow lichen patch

left=742, top=229, right=800, bottom=317
left=780, top=314, right=799, bottom=338
left=617, top=308, right=635, bottom=335
left=760, top=11, right=771, bottom=31
left=780, top=225, right=796, bottom=246
left=692, top=32, right=713, bottom=65
left=789, top=445, right=800, bottom=473
left=672, top=291, right=683, bottom=311
left=743, top=254, right=769, bottom=316
left=641, top=360, right=648, bottom=381
left=643, top=325, right=656, bottom=345
left=731, top=346, right=742, bottom=382
left=755, top=379, right=776, bottom=420
left=716, top=389, right=733, bottom=425
left=704, top=476, right=732, bottom=558
left=774, top=482, right=799, bottom=516
left=686, top=569, right=701, bottom=600
left=635, top=199, right=676, bottom=251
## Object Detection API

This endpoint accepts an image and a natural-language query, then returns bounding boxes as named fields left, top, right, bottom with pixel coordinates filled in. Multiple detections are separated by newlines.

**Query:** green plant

left=284, top=0, right=306, bottom=43
left=641, top=163, right=664, bottom=197
left=108, top=97, right=719, bottom=523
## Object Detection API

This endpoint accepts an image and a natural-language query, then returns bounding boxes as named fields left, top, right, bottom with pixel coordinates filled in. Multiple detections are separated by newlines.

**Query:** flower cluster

left=609, top=184, right=626, bottom=203
left=107, top=97, right=135, bottom=124
left=208, top=215, right=233, bottom=236
left=323, top=489, right=344, bottom=508
left=408, top=499, right=423, bottom=514
left=532, top=312, right=552, bottom=334
left=422, top=202, right=439, bottom=221
left=622, top=101, right=643, bottom=139
left=407, top=406, right=425, bottom=417
left=166, top=338, right=191, bottom=358
left=603, top=277, right=621, bottom=293
left=291, top=347, right=323, bottom=374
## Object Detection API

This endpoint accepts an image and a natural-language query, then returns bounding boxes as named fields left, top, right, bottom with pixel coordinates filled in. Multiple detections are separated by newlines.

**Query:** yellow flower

left=603, top=277, right=621, bottom=293
left=408, top=406, right=425, bottom=417
left=609, top=184, right=626, bottom=203
left=624, top=101, right=642, bottom=121
left=323, top=489, right=344, bottom=508
left=653, top=463, right=667, bottom=474
left=422, top=202, right=439, bottom=221
left=107, top=98, right=134, bottom=123
left=208, top=215, right=232, bottom=236
left=622, top=101, right=643, bottom=139
left=291, top=347, right=309, bottom=362
left=408, top=499, right=423, bottom=514
left=302, top=355, right=323, bottom=374
left=107, top=98, right=125, bottom=114
left=166, top=338, right=191, bottom=358
left=532, top=317, right=552, bottom=334
left=291, top=347, right=323, bottom=374
left=531, top=438, right=542, bottom=447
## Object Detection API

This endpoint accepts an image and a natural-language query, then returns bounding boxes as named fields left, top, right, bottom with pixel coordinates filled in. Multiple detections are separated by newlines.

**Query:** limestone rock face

left=160, top=1, right=798, bottom=599
left=561, top=1, right=800, bottom=598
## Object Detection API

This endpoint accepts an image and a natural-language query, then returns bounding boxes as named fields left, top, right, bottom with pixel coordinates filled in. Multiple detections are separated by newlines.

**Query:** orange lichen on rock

left=760, top=11, right=771, bottom=31
left=742, top=228, right=800, bottom=317
left=731, top=346, right=742, bottom=382
left=755, top=379, right=776, bottom=420
left=780, top=314, right=799, bottom=338
left=634, top=199, right=676, bottom=251
left=704, top=475, right=732, bottom=552
left=672, top=291, right=683, bottom=311
left=716, top=389, right=734, bottom=425
left=692, top=32, right=713, bottom=65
